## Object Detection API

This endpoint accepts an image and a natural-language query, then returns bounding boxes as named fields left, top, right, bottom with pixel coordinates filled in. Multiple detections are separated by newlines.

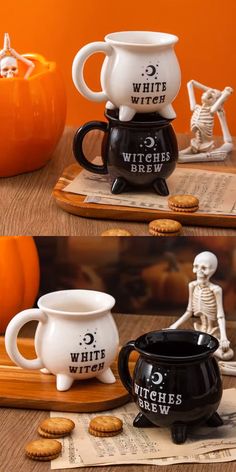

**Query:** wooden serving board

left=0, top=337, right=137, bottom=413
left=52, top=163, right=236, bottom=228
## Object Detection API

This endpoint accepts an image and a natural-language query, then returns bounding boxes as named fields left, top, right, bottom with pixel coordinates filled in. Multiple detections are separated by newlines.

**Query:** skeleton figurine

left=169, top=251, right=234, bottom=361
left=0, top=33, right=35, bottom=79
left=178, top=80, right=233, bottom=163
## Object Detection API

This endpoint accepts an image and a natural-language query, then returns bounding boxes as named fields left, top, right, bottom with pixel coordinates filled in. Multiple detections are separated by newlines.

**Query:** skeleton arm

left=214, top=286, right=230, bottom=350
left=211, top=87, right=233, bottom=147
left=169, top=282, right=195, bottom=329
left=9, top=48, right=35, bottom=79
left=0, top=50, right=7, bottom=59
left=187, top=80, right=211, bottom=111
left=0, top=32, right=10, bottom=58
left=211, top=87, right=233, bottom=114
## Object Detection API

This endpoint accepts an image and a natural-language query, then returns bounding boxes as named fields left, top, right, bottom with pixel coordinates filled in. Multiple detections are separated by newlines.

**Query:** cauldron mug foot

left=159, top=104, right=176, bottom=120
left=106, top=100, right=116, bottom=110
left=111, top=177, right=128, bottom=194
left=119, top=105, right=136, bottom=122
left=56, top=374, right=74, bottom=391
left=206, top=411, right=223, bottom=427
left=153, top=178, right=169, bottom=196
left=96, top=367, right=116, bottom=384
left=171, top=422, right=187, bottom=444
left=40, top=368, right=51, bottom=375
left=133, top=412, right=156, bottom=428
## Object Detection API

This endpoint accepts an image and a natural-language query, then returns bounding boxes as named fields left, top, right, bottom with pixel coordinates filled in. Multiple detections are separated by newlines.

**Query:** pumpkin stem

left=164, top=252, right=180, bottom=272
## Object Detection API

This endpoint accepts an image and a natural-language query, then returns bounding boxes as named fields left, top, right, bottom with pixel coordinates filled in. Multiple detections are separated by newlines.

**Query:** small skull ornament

left=0, top=33, right=35, bottom=79
left=0, top=56, right=18, bottom=78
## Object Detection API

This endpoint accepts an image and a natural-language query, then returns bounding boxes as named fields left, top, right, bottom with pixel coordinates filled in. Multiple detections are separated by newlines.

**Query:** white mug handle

left=72, top=41, right=112, bottom=102
left=5, top=309, right=47, bottom=370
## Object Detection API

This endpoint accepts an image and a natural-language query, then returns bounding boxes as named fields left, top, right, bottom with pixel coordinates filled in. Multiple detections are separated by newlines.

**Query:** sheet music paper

left=51, top=389, right=236, bottom=469
left=63, top=166, right=236, bottom=215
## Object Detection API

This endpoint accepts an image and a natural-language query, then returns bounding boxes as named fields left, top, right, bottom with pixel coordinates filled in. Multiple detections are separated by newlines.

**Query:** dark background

left=34, top=237, right=236, bottom=319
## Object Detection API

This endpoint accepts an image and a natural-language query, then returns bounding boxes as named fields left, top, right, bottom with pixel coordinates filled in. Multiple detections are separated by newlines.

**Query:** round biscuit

left=149, top=219, right=182, bottom=235
left=39, top=417, right=75, bottom=435
left=89, top=415, right=123, bottom=433
left=101, top=229, right=132, bottom=236
left=168, top=204, right=199, bottom=213
left=149, top=230, right=181, bottom=237
left=88, top=427, right=122, bottom=437
left=168, top=194, right=199, bottom=208
left=25, top=439, right=62, bottom=457
left=26, top=452, right=60, bottom=461
left=37, top=426, right=67, bottom=439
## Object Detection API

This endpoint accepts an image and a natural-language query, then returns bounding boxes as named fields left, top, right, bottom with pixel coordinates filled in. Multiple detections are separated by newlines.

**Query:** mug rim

left=105, top=108, right=173, bottom=126
left=134, top=329, right=219, bottom=362
left=105, top=31, right=179, bottom=47
left=37, top=289, right=116, bottom=316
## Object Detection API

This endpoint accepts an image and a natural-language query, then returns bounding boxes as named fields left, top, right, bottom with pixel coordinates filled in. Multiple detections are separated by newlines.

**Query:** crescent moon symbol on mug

left=83, top=333, right=94, bottom=345
left=145, top=65, right=156, bottom=76
left=144, top=137, right=155, bottom=148
left=151, top=372, right=163, bottom=385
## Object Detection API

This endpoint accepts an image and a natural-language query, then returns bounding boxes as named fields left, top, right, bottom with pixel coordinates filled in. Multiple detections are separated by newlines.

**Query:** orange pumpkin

left=0, top=53, right=66, bottom=176
left=142, top=253, right=194, bottom=307
left=0, top=237, right=40, bottom=333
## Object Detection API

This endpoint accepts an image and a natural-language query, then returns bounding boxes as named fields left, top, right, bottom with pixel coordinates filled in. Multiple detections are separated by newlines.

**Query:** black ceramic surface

left=118, top=330, right=223, bottom=444
left=73, top=109, right=178, bottom=196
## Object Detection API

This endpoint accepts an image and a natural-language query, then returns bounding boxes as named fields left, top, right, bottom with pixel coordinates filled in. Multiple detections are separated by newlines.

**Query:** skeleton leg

left=219, top=361, right=236, bottom=376
left=207, top=319, right=217, bottom=335
left=214, top=346, right=234, bottom=361
left=216, top=109, right=233, bottom=152
left=195, top=314, right=208, bottom=332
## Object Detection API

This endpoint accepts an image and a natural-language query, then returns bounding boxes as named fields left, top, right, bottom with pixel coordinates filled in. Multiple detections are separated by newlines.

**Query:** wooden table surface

left=0, top=129, right=235, bottom=236
left=1, top=313, right=236, bottom=472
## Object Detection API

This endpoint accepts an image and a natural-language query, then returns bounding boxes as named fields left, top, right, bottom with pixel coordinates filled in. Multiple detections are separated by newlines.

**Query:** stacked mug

left=72, top=31, right=181, bottom=196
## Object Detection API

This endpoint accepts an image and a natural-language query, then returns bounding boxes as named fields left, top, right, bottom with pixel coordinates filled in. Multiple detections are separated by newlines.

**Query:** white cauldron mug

left=72, top=31, right=181, bottom=122
left=5, top=289, right=119, bottom=391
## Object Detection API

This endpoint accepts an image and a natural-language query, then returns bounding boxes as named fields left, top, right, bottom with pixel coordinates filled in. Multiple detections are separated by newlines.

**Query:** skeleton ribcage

left=191, top=105, right=214, bottom=138
left=192, top=285, right=217, bottom=320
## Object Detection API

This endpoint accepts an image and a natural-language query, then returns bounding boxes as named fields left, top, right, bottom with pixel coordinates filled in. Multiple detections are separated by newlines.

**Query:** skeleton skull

left=193, top=251, right=218, bottom=283
left=201, top=89, right=220, bottom=107
left=0, top=56, right=18, bottom=78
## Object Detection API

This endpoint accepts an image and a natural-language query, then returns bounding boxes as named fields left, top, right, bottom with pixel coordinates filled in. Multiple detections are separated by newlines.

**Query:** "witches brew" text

left=121, top=151, right=171, bottom=173
left=134, top=382, right=182, bottom=415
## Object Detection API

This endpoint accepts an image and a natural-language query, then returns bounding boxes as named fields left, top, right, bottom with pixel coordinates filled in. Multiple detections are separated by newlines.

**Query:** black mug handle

left=73, top=121, right=108, bottom=174
left=118, top=340, right=136, bottom=395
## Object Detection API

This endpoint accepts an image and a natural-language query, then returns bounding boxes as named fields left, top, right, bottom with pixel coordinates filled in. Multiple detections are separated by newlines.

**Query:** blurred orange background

left=2, top=0, right=235, bottom=135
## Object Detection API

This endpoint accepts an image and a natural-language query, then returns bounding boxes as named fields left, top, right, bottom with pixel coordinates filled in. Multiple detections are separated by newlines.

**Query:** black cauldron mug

left=118, top=329, right=223, bottom=444
left=73, top=109, right=178, bottom=195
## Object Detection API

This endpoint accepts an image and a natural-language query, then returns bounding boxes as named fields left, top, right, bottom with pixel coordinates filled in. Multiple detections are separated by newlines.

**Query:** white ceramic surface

left=5, top=289, right=119, bottom=391
left=72, top=31, right=181, bottom=121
